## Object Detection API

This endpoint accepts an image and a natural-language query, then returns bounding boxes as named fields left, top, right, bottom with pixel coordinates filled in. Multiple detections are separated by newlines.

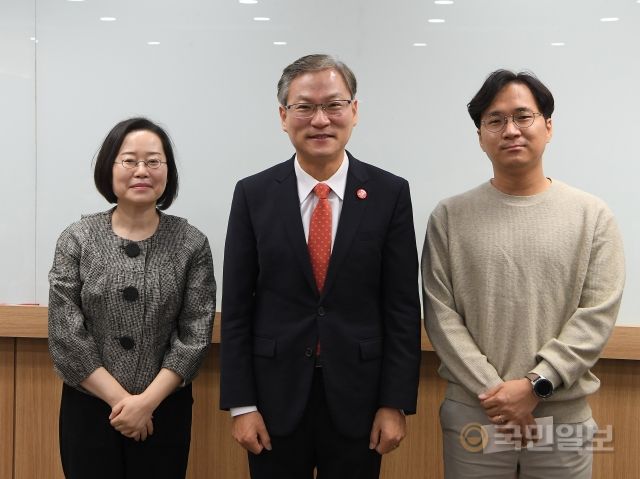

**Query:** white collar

left=294, top=153, right=349, bottom=204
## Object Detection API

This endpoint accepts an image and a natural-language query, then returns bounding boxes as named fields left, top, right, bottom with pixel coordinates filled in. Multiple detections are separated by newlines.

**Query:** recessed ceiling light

left=253, top=17, right=270, bottom=21
left=99, top=17, right=116, bottom=22
left=600, top=17, right=619, bottom=22
left=550, top=42, right=565, bottom=46
left=273, top=41, right=287, bottom=45
left=413, top=42, right=428, bottom=47
left=434, top=1, right=454, bottom=4
left=147, top=41, right=160, bottom=45
left=428, top=18, right=445, bottom=23
left=239, top=0, right=258, bottom=3
left=30, top=36, right=38, bottom=43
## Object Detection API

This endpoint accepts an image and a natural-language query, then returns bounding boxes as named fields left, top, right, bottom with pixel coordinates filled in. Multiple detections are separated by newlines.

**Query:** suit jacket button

left=122, top=286, right=139, bottom=301
left=119, top=336, right=135, bottom=350
left=317, top=307, right=325, bottom=317
left=304, top=347, right=313, bottom=358
left=124, top=242, right=140, bottom=258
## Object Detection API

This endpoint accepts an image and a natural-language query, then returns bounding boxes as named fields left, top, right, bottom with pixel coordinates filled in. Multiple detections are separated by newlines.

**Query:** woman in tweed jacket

left=48, top=118, right=216, bottom=479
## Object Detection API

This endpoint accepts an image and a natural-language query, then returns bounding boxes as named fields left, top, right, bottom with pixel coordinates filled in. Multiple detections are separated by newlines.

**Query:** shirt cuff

left=230, top=405, right=258, bottom=417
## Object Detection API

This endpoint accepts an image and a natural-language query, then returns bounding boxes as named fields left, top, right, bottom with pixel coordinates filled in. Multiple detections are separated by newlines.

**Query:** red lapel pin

left=356, top=188, right=367, bottom=200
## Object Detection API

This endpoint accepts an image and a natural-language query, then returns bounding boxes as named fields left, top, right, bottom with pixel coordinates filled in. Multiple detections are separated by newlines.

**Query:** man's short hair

left=277, top=54, right=357, bottom=106
left=94, top=117, right=179, bottom=210
left=467, top=69, right=555, bottom=129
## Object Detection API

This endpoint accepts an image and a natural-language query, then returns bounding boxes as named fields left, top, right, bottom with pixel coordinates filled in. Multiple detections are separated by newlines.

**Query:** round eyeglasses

left=481, top=109, right=543, bottom=133
left=285, top=99, right=353, bottom=119
left=116, top=159, right=167, bottom=169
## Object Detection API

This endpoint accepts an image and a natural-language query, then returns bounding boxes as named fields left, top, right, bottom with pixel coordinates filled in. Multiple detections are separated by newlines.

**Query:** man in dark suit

left=220, top=54, right=421, bottom=479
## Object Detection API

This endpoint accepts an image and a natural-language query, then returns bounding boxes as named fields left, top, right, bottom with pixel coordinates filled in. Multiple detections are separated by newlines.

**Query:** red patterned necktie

left=308, top=183, right=332, bottom=293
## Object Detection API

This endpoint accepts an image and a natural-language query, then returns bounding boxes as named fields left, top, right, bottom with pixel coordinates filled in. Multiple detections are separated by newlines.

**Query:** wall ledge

left=1, top=305, right=638, bottom=360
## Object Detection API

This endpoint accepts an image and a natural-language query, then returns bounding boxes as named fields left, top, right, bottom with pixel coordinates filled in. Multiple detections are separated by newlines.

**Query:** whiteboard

left=1, top=0, right=637, bottom=325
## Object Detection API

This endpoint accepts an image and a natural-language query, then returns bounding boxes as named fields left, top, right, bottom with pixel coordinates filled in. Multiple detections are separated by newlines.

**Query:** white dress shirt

left=296, top=154, right=348, bottom=245
left=230, top=154, right=349, bottom=417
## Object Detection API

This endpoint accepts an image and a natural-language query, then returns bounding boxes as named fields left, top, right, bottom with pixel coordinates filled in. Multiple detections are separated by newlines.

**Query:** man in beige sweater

left=422, top=69, right=625, bottom=478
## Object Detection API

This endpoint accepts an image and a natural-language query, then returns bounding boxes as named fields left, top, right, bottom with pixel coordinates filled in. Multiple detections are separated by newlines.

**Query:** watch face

left=535, top=378, right=553, bottom=398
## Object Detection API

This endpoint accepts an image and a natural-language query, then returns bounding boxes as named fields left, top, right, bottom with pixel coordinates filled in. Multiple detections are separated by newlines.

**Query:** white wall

left=1, top=0, right=638, bottom=324
left=0, top=0, right=36, bottom=302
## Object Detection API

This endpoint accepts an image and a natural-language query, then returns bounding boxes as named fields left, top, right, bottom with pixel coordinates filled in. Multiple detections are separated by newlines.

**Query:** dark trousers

left=248, top=368, right=382, bottom=479
left=59, top=382, right=193, bottom=479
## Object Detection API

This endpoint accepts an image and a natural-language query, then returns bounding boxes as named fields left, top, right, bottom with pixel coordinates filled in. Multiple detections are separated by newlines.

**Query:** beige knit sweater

left=422, top=179, right=625, bottom=423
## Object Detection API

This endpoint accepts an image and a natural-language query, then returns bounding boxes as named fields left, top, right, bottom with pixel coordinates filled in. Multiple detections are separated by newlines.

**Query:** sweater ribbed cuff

left=531, top=360, right=563, bottom=389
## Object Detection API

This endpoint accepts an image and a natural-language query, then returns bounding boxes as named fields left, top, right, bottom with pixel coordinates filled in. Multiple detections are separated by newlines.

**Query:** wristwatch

left=525, top=373, right=554, bottom=399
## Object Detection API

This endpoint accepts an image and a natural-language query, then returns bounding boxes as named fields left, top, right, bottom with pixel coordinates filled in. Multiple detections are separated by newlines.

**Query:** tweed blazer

left=48, top=209, right=216, bottom=394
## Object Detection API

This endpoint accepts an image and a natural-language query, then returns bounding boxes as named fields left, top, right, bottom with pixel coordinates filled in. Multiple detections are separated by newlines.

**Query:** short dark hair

left=467, top=69, right=555, bottom=129
left=277, top=54, right=357, bottom=106
left=93, top=117, right=179, bottom=210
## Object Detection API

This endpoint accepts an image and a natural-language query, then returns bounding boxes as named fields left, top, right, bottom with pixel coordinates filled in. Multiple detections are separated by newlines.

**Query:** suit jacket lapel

left=275, top=157, right=317, bottom=294
left=322, top=153, right=370, bottom=299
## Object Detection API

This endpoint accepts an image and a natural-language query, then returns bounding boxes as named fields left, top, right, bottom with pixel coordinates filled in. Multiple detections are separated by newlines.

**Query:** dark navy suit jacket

left=220, top=152, right=421, bottom=438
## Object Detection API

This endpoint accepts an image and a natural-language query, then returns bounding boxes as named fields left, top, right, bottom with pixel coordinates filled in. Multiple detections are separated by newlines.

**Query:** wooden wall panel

left=6, top=339, right=640, bottom=479
left=14, top=338, right=64, bottom=479
left=381, top=352, right=446, bottom=478
left=187, top=344, right=249, bottom=478
left=590, top=359, right=640, bottom=479
left=2, top=306, right=639, bottom=359
left=0, top=338, right=15, bottom=479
